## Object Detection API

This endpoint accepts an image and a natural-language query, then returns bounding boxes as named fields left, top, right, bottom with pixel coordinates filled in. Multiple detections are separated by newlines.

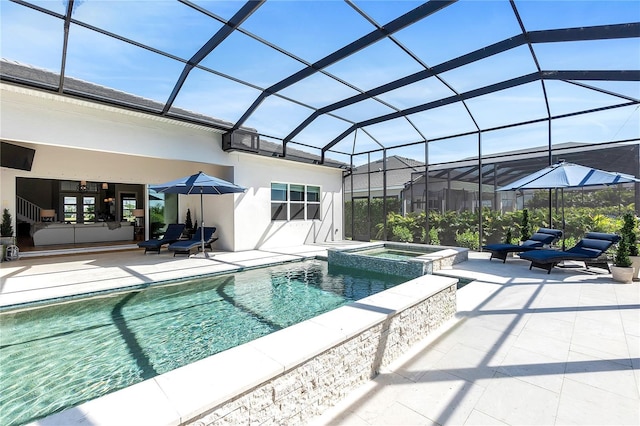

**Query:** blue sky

left=1, top=0, right=639, bottom=165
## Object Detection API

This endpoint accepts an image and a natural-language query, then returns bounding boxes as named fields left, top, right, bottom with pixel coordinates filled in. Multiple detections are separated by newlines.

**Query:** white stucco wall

left=0, top=84, right=344, bottom=251
left=230, top=152, right=343, bottom=251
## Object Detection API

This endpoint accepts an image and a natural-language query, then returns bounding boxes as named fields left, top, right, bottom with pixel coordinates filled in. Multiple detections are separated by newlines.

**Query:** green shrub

left=428, top=227, right=440, bottom=245
left=391, top=225, right=413, bottom=242
left=357, top=202, right=635, bottom=250
left=345, top=198, right=401, bottom=240
left=456, top=229, right=479, bottom=250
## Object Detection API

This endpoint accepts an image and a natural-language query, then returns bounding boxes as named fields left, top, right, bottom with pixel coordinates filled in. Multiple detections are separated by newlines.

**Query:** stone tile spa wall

left=328, top=248, right=429, bottom=278
left=328, top=243, right=468, bottom=279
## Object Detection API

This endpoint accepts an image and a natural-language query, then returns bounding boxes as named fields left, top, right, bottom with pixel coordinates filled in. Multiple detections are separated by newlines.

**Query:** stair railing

left=17, top=196, right=41, bottom=224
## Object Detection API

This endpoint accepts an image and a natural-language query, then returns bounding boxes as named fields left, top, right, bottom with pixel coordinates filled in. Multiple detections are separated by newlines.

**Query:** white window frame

left=270, top=182, right=321, bottom=221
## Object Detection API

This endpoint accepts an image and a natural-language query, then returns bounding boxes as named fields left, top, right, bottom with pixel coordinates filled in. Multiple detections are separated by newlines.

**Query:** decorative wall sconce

left=102, top=182, right=109, bottom=190
left=78, top=180, right=88, bottom=192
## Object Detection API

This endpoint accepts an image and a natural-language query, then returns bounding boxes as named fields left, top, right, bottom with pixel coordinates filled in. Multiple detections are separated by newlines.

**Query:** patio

left=313, top=252, right=640, bottom=425
left=1, top=246, right=638, bottom=425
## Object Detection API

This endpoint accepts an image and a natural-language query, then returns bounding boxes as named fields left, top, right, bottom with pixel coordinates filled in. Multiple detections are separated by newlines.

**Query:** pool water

left=359, top=248, right=435, bottom=260
left=0, top=260, right=406, bottom=426
left=433, top=273, right=474, bottom=289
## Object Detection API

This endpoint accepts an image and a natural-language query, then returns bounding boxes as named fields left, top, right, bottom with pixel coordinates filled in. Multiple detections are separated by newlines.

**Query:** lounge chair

left=137, top=223, right=185, bottom=254
left=518, top=232, right=621, bottom=274
left=482, top=228, right=563, bottom=263
left=168, top=227, right=218, bottom=256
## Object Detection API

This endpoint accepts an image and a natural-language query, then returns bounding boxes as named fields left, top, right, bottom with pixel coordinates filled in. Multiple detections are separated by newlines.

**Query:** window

left=121, top=194, right=137, bottom=222
left=271, top=183, right=288, bottom=221
left=83, top=197, right=96, bottom=222
left=290, top=184, right=305, bottom=220
left=271, top=183, right=321, bottom=221
left=64, top=196, right=77, bottom=223
left=307, top=186, right=320, bottom=220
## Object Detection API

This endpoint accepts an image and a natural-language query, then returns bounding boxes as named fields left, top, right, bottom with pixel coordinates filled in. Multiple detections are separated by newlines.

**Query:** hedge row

left=346, top=200, right=635, bottom=251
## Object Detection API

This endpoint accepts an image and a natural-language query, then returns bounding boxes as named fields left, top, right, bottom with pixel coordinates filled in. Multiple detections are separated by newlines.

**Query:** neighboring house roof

left=346, top=142, right=639, bottom=196
left=345, top=156, right=425, bottom=193
left=415, top=142, right=640, bottom=189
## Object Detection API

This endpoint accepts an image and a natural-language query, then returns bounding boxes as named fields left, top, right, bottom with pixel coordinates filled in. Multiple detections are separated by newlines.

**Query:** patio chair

left=482, top=228, right=563, bottom=263
left=137, top=223, right=185, bottom=254
left=168, top=227, right=218, bottom=256
left=518, top=232, right=621, bottom=274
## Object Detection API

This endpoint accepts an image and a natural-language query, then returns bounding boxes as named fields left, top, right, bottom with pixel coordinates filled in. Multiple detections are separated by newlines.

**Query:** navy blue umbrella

left=150, top=171, right=246, bottom=255
left=498, top=161, right=640, bottom=249
left=498, top=161, right=640, bottom=191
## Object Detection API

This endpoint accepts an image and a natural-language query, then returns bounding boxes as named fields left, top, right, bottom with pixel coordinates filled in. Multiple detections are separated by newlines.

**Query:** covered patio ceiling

left=1, top=0, right=639, bottom=166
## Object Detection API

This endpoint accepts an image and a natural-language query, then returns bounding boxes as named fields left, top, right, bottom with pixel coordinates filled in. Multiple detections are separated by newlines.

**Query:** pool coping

left=1, top=254, right=325, bottom=313
left=32, top=272, right=458, bottom=426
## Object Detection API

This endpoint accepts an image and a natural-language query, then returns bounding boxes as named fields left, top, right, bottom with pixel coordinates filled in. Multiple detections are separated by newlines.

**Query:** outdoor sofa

left=137, top=223, right=185, bottom=254
left=482, top=228, right=563, bottom=263
left=32, top=221, right=134, bottom=246
left=518, top=232, right=621, bottom=274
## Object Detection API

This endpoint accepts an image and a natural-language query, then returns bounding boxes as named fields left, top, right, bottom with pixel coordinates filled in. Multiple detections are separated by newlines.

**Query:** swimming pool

left=0, top=259, right=406, bottom=426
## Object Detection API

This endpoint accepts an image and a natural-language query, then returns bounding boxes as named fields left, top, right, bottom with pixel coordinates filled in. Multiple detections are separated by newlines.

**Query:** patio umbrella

left=150, top=171, right=246, bottom=255
left=498, top=161, right=640, bottom=249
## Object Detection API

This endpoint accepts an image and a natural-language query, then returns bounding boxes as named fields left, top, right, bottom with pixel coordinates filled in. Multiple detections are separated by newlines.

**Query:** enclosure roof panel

left=1, top=0, right=638, bottom=165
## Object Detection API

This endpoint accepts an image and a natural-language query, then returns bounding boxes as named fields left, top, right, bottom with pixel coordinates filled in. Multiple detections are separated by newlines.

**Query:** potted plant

left=620, top=212, right=640, bottom=281
left=1, top=208, right=15, bottom=262
left=611, top=234, right=634, bottom=284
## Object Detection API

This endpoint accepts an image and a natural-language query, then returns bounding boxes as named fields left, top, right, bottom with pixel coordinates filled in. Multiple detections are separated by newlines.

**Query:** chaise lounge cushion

left=482, top=228, right=563, bottom=263
left=519, top=232, right=620, bottom=273
left=137, top=223, right=185, bottom=254
left=168, top=227, right=218, bottom=256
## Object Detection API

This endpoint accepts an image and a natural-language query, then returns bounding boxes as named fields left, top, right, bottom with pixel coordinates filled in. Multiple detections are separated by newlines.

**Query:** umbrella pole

left=200, top=191, right=205, bottom=255
left=562, top=188, right=566, bottom=251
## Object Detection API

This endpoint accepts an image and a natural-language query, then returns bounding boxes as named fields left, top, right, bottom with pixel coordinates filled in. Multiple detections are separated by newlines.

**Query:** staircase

left=17, top=196, right=42, bottom=224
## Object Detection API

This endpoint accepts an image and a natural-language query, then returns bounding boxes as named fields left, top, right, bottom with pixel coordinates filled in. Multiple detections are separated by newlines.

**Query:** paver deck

left=1, top=245, right=638, bottom=425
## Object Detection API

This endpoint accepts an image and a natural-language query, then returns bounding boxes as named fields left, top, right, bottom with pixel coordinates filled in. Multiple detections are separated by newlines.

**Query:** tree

left=519, top=208, right=531, bottom=241
left=614, top=236, right=632, bottom=267
left=621, top=212, right=639, bottom=257
left=1, top=208, right=13, bottom=238
left=185, top=208, right=193, bottom=230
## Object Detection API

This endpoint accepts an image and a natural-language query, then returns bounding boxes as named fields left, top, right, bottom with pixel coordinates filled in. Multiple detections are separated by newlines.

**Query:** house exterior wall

left=0, top=84, right=343, bottom=251
left=230, top=152, right=343, bottom=250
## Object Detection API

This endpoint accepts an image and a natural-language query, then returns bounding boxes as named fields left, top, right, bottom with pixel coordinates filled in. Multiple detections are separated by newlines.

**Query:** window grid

left=63, top=196, right=77, bottom=223
left=271, top=183, right=321, bottom=221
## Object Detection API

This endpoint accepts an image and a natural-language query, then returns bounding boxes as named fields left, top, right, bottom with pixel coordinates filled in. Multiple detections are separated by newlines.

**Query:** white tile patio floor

left=1, top=244, right=639, bottom=425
